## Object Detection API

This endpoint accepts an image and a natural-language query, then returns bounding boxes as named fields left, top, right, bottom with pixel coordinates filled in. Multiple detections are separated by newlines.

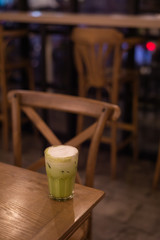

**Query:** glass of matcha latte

left=44, top=145, right=78, bottom=201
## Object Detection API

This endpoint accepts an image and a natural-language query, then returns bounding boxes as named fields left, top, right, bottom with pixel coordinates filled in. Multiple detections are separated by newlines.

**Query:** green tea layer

left=45, top=145, right=78, bottom=200
left=48, top=175, right=75, bottom=199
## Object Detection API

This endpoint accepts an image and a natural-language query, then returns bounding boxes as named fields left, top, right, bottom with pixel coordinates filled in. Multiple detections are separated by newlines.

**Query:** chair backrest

left=71, top=27, right=124, bottom=96
left=0, top=25, right=28, bottom=60
left=0, top=26, right=29, bottom=85
left=8, top=90, right=120, bottom=187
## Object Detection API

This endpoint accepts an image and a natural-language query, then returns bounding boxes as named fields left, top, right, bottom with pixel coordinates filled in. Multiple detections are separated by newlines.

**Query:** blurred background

left=1, top=0, right=159, bottom=161
left=0, top=1, right=160, bottom=239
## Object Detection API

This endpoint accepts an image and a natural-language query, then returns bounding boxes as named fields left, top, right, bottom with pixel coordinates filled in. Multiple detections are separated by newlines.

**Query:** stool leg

left=153, top=144, right=160, bottom=189
left=27, top=61, right=35, bottom=90
left=110, top=69, right=119, bottom=179
left=0, top=35, right=9, bottom=150
left=132, top=79, right=139, bottom=162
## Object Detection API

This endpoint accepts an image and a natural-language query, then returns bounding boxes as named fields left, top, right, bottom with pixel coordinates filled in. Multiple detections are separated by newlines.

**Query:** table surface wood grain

left=0, top=11, right=160, bottom=28
left=0, top=162, right=104, bottom=240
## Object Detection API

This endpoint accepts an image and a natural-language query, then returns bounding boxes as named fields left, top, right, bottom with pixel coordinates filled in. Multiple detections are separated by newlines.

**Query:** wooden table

left=0, top=162, right=104, bottom=240
left=0, top=11, right=160, bottom=28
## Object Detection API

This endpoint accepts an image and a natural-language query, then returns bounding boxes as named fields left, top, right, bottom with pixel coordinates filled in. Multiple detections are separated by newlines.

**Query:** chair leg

left=153, top=144, right=160, bottom=189
left=132, top=79, right=139, bottom=162
left=0, top=35, right=9, bottom=150
left=0, top=70, right=9, bottom=150
left=110, top=122, right=117, bottom=179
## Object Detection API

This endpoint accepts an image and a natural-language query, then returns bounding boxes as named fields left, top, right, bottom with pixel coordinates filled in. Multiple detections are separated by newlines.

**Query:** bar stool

left=0, top=25, right=34, bottom=150
left=72, top=27, right=143, bottom=178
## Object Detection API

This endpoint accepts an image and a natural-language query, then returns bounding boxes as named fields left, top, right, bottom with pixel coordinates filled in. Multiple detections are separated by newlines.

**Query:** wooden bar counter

left=0, top=11, right=160, bottom=28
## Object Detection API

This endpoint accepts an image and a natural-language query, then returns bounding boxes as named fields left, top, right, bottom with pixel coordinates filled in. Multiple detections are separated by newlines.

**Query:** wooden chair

left=0, top=25, right=34, bottom=150
left=153, top=143, right=160, bottom=189
left=8, top=89, right=120, bottom=240
left=71, top=27, right=142, bottom=178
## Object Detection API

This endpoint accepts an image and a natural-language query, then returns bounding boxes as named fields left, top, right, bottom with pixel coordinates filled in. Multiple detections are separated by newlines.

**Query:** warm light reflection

left=155, top=14, right=160, bottom=19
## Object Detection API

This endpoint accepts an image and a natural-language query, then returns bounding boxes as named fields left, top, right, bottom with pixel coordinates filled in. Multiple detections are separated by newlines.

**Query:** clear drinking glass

left=44, top=145, right=78, bottom=201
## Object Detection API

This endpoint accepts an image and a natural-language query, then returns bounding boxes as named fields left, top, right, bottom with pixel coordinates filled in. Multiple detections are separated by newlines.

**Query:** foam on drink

left=47, top=145, right=78, bottom=158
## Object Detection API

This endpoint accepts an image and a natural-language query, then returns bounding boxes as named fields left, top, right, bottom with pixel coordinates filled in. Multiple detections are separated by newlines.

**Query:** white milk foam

left=47, top=145, right=78, bottom=158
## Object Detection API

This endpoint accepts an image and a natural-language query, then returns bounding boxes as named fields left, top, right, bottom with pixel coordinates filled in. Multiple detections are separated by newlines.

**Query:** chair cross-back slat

left=8, top=90, right=120, bottom=188
left=22, top=106, right=61, bottom=146
left=23, top=105, right=98, bottom=149
left=66, top=123, right=96, bottom=147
